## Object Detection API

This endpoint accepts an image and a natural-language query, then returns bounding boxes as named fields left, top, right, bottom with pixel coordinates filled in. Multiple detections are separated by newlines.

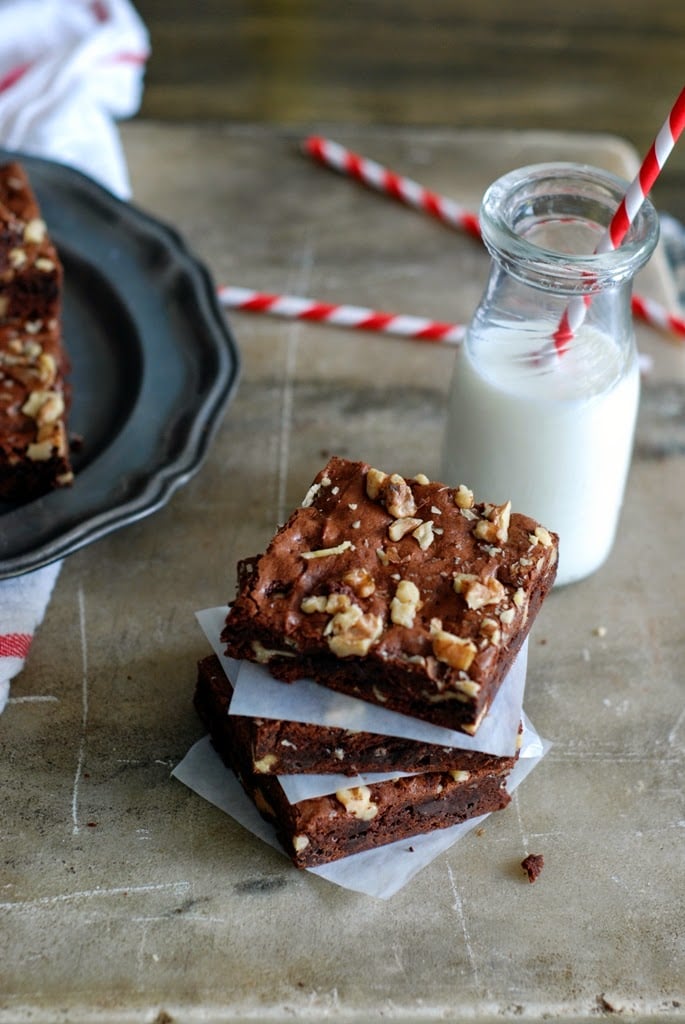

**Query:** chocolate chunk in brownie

left=222, top=457, right=557, bottom=734
left=195, top=653, right=519, bottom=777
left=196, top=654, right=514, bottom=868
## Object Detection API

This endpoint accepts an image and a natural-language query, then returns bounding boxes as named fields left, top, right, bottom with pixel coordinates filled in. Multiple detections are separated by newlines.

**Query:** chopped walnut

left=480, top=617, right=501, bottom=646
left=40, top=394, right=64, bottom=426
left=23, top=218, right=47, bottom=244
left=326, top=605, right=384, bottom=658
left=293, top=834, right=310, bottom=852
left=376, top=547, right=390, bottom=566
left=413, top=473, right=430, bottom=485
left=301, top=481, right=322, bottom=507
left=327, top=593, right=353, bottom=614
left=26, top=419, right=68, bottom=460
left=430, top=625, right=477, bottom=673
left=454, top=484, right=475, bottom=509
left=253, top=753, right=278, bottom=773
left=384, top=473, right=417, bottom=518
left=301, top=540, right=354, bottom=560
left=448, top=770, right=470, bottom=783
left=36, top=353, right=56, bottom=386
left=388, top=516, right=423, bottom=541
left=301, top=592, right=352, bottom=615
left=454, top=573, right=505, bottom=610
left=251, top=640, right=297, bottom=663
left=342, top=567, right=376, bottom=598
left=21, top=389, right=63, bottom=422
left=529, top=525, right=554, bottom=548
left=335, top=785, right=378, bottom=821
left=474, top=500, right=511, bottom=545
left=366, top=467, right=388, bottom=500
left=412, top=520, right=434, bottom=550
left=300, top=594, right=328, bottom=614
left=390, top=579, right=421, bottom=628
left=453, top=572, right=478, bottom=593
left=9, top=248, right=26, bottom=268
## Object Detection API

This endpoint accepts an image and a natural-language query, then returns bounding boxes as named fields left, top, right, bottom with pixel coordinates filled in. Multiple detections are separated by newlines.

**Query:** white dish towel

left=0, top=0, right=149, bottom=712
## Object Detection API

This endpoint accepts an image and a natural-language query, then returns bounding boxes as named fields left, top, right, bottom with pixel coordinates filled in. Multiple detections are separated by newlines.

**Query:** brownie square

left=0, top=163, right=73, bottom=501
left=195, top=653, right=519, bottom=777
left=0, top=162, right=63, bottom=327
left=195, top=654, right=515, bottom=869
left=222, top=457, right=557, bottom=734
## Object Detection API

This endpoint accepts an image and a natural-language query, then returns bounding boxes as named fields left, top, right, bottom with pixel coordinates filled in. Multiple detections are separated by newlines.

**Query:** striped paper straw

left=217, top=285, right=466, bottom=344
left=303, top=131, right=685, bottom=345
left=303, top=135, right=482, bottom=238
left=631, top=292, right=685, bottom=335
left=554, top=84, right=685, bottom=349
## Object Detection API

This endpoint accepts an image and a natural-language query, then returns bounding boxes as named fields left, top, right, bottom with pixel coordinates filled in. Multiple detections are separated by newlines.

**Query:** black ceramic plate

left=0, top=149, right=240, bottom=578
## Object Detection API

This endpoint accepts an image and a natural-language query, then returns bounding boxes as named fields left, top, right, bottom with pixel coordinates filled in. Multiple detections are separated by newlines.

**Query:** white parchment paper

left=172, top=718, right=549, bottom=900
left=196, top=607, right=527, bottom=758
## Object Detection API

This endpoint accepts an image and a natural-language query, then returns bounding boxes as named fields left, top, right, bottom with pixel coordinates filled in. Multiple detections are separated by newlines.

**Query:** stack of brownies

left=0, top=160, right=72, bottom=502
left=195, top=456, right=558, bottom=869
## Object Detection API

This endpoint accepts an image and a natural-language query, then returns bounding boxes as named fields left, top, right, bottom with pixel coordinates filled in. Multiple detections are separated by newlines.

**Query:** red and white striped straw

left=303, top=135, right=481, bottom=238
left=217, top=285, right=466, bottom=344
left=631, top=292, right=685, bottom=336
left=553, top=84, right=685, bottom=348
left=303, top=130, right=685, bottom=345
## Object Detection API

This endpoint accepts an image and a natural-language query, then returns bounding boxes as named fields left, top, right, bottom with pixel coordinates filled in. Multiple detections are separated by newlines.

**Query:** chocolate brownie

left=195, top=653, right=519, bottom=777
left=0, top=162, right=41, bottom=222
left=0, top=163, right=73, bottom=501
left=0, top=162, right=63, bottom=326
left=222, top=457, right=558, bottom=734
left=197, top=654, right=514, bottom=868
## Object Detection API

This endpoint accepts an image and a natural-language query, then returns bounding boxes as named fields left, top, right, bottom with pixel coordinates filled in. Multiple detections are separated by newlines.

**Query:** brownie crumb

left=521, top=853, right=544, bottom=883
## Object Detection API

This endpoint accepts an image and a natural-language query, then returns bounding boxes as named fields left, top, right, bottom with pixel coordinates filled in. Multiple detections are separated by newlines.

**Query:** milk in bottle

left=441, top=164, right=658, bottom=586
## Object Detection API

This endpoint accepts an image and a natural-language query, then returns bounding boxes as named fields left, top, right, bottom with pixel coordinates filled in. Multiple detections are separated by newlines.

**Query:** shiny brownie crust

left=222, top=457, right=557, bottom=734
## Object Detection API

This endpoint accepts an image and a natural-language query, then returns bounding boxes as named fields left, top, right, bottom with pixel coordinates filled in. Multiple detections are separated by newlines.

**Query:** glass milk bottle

left=441, top=163, right=658, bottom=586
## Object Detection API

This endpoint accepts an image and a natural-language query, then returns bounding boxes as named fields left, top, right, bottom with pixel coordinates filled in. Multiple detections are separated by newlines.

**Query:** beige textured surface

left=1, top=124, right=684, bottom=1022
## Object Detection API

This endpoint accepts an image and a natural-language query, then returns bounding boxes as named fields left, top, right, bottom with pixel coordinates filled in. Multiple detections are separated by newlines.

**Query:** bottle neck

left=479, top=162, right=659, bottom=297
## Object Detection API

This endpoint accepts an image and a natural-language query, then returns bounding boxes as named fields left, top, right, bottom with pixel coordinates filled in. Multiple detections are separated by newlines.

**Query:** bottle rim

left=479, top=162, right=660, bottom=293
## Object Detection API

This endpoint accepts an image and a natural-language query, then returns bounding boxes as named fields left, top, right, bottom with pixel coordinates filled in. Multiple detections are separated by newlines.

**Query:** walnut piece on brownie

left=195, top=654, right=515, bottom=868
left=222, top=456, right=558, bottom=735
left=0, top=162, right=73, bottom=501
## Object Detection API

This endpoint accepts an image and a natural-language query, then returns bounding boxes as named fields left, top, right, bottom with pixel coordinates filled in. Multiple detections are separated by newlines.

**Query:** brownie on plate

left=222, top=457, right=557, bottom=734
left=0, top=162, right=73, bottom=501
left=195, top=653, right=519, bottom=777
left=195, top=653, right=515, bottom=868
left=0, top=161, right=63, bottom=326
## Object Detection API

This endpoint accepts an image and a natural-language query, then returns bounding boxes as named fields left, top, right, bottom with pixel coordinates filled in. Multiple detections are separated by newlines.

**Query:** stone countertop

left=1, top=124, right=684, bottom=1022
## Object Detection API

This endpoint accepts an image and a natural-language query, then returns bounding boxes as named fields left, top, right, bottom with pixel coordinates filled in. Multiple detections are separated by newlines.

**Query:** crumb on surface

left=521, top=853, right=544, bottom=883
